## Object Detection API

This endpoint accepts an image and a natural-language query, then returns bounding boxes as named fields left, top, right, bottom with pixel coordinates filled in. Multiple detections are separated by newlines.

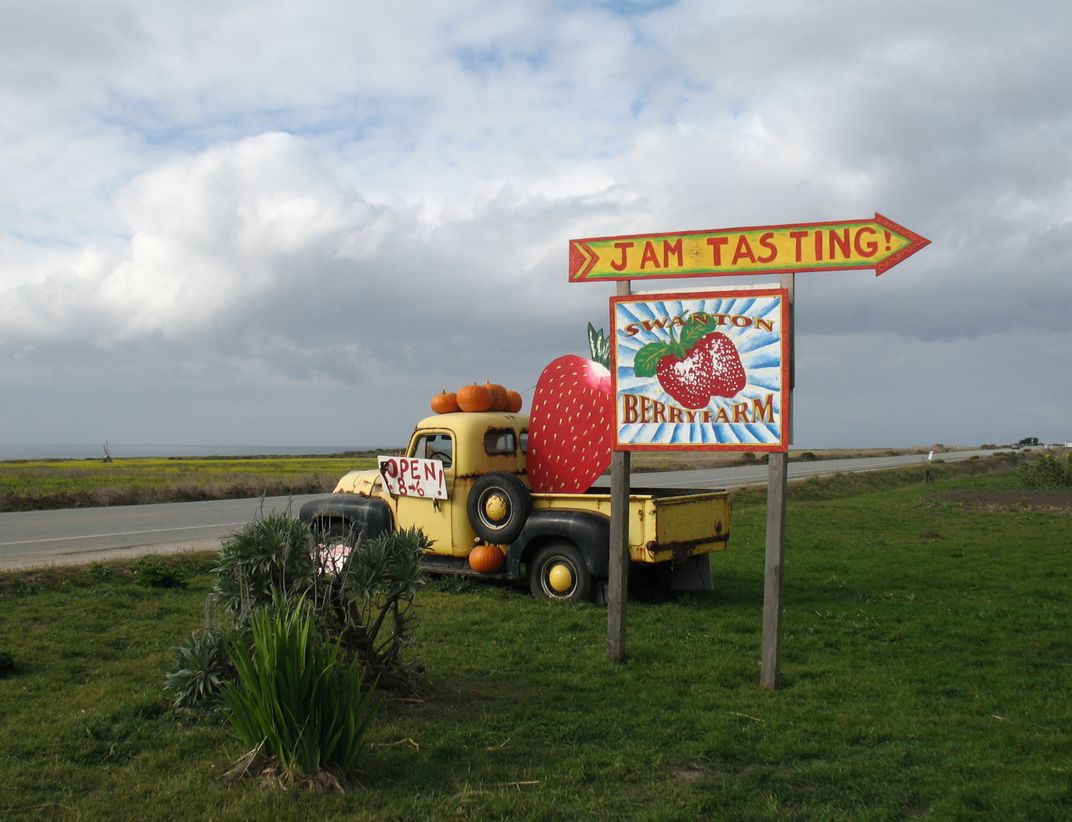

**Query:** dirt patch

left=934, top=489, right=1072, bottom=512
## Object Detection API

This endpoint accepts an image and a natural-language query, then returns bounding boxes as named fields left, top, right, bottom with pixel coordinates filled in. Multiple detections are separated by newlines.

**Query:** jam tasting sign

left=570, top=213, right=929, bottom=282
left=610, top=289, right=790, bottom=452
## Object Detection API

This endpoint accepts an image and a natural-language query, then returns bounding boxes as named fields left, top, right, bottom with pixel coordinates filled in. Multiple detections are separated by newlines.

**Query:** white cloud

left=2, top=0, right=1071, bottom=448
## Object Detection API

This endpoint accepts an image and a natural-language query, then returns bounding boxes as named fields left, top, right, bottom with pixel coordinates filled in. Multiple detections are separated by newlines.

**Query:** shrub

left=210, top=515, right=428, bottom=694
left=224, top=598, right=378, bottom=786
left=168, top=514, right=427, bottom=789
left=1021, top=454, right=1072, bottom=488
left=314, top=526, right=429, bottom=691
left=132, top=556, right=191, bottom=588
left=88, top=562, right=113, bottom=581
left=164, top=629, right=234, bottom=709
left=212, top=513, right=317, bottom=618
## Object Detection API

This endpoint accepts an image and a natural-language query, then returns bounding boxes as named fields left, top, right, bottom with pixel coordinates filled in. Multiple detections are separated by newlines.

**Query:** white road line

left=0, top=521, right=246, bottom=547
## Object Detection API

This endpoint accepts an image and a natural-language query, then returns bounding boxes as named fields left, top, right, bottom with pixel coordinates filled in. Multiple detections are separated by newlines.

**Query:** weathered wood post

left=760, top=273, right=795, bottom=689
left=608, top=279, right=631, bottom=662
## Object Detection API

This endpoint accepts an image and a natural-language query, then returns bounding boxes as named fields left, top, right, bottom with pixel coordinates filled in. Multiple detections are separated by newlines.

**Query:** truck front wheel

left=529, top=542, right=590, bottom=602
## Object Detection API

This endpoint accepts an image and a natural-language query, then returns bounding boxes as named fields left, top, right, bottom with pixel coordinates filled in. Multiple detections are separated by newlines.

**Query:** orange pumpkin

left=484, top=382, right=507, bottom=411
left=457, top=383, right=493, bottom=412
left=504, top=390, right=523, bottom=413
left=430, top=390, right=460, bottom=414
left=468, top=544, right=505, bottom=573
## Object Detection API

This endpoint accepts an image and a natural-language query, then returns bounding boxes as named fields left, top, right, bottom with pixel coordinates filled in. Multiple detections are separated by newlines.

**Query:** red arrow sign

left=569, top=213, right=930, bottom=282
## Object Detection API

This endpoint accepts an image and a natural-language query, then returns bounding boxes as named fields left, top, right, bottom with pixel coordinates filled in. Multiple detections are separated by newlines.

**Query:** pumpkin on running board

left=468, top=544, right=505, bottom=573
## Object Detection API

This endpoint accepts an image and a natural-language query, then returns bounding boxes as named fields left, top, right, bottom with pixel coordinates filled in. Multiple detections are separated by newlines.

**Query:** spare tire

left=467, top=472, right=530, bottom=545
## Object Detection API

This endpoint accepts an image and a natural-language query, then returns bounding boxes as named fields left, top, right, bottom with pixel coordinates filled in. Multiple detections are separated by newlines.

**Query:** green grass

left=0, top=455, right=379, bottom=511
left=1, top=468, right=1070, bottom=819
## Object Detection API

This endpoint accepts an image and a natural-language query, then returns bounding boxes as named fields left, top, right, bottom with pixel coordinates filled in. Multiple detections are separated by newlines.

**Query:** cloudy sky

left=2, top=0, right=1070, bottom=453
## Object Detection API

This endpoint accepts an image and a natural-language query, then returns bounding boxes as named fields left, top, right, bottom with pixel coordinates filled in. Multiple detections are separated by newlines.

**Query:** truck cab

left=332, top=412, right=528, bottom=556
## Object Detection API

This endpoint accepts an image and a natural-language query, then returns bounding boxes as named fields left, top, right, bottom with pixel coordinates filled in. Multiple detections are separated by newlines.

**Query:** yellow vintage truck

left=298, top=411, right=730, bottom=602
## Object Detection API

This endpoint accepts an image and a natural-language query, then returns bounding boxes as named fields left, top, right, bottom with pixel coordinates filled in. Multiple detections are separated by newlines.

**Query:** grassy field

left=0, top=446, right=934, bottom=513
left=1, top=466, right=1070, bottom=819
left=0, top=455, right=379, bottom=512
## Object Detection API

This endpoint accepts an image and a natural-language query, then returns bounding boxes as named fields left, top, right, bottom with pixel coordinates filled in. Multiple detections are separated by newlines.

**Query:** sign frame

left=610, top=287, right=791, bottom=452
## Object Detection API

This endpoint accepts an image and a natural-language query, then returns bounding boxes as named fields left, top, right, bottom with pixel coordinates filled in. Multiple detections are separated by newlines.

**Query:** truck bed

left=529, top=486, right=730, bottom=565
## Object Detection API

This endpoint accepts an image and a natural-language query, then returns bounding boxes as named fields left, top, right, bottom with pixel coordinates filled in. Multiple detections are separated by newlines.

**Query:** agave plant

left=212, top=512, right=318, bottom=621
left=319, top=526, right=429, bottom=689
left=164, top=629, right=233, bottom=708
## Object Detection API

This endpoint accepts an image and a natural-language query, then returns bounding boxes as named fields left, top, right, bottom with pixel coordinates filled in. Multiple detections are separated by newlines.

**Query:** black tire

left=529, top=542, right=590, bottom=602
left=468, top=472, right=530, bottom=545
left=589, top=579, right=609, bottom=607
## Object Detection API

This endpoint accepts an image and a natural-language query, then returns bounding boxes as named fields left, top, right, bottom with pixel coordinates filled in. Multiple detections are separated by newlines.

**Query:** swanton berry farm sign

left=610, top=289, right=790, bottom=451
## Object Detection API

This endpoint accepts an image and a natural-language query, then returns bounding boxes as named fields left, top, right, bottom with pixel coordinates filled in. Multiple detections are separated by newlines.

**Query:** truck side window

left=410, top=433, right=453, bottom=469
left=519, top=430, right=528, bottom=453
left=484, top=429, right=516, bottom=455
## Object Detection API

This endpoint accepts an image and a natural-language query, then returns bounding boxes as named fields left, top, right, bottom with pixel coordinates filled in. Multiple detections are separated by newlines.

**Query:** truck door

left=394, top=430, right=458, bottom=555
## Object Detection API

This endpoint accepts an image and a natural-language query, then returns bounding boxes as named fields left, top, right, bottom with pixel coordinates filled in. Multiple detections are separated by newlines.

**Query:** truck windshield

left=410, top=432, right=453, bottom=468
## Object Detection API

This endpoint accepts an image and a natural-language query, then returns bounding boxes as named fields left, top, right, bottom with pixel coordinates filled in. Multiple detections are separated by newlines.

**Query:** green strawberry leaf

left=679, top=318, right=717, bottom=349
left=587, top=322, right=610, bottom=369
left=633, top=341, right=670, bottom=377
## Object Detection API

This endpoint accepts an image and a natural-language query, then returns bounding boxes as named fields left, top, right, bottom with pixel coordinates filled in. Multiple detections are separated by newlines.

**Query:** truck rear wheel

left=468, top=472, right=530, bottom=545
left=529, top=542, right=590, bottom=602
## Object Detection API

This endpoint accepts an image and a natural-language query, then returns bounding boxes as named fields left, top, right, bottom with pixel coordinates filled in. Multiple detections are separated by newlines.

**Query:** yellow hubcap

left=548, top=562, right=574, bottom=593
left=484, top=494, right=508, bottom=522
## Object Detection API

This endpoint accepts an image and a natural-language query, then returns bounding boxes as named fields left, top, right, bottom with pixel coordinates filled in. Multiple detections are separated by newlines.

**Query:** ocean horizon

left=0, top=443, right=395, bottom=461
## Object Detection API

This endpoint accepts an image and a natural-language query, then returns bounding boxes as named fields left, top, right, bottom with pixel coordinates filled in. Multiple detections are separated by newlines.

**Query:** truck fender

left=298, top=495, right=393, bottom=540
left=506, top=509, right=610, bottom=580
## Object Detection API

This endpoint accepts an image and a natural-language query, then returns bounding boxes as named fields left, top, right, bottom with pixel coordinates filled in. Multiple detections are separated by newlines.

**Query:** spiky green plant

left=212, top=512, right=317, bottom=620
left=319, top=526, right=429, bottom=690
left=205, top=514, right=428, bottom=696
left=164, top=630, right=234, bottom=708
left=223, top=598, right=378, bottom=783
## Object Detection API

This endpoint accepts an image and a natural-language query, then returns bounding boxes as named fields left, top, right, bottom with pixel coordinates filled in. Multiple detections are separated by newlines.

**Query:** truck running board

left=419, top=554, right=513, bottom=582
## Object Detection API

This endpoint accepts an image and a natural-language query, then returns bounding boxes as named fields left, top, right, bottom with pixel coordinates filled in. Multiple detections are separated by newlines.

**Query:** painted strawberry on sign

left=635, top=322, right=746, bottom=409
left=527, top=324, right=614, bottom=493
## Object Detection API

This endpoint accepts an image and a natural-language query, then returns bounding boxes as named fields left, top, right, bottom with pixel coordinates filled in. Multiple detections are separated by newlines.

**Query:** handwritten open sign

left=378, top=456, right=448, bottom=500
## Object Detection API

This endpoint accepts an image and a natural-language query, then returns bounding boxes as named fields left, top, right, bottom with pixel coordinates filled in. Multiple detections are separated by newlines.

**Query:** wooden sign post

left=608, top=280, right=631, bottom=662
left=761, top=273, right=794, bottom=689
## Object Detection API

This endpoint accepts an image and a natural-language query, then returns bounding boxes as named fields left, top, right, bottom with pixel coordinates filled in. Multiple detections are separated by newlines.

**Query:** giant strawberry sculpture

left=527, top=324, right=614, bottom=493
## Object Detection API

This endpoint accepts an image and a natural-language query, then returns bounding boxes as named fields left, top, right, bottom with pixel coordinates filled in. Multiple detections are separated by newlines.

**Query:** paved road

left=0, top=449, right=996, bottom=571
left=593, top=448, right=997, bottom=490
left=0, top=495, right=322, bottom=571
